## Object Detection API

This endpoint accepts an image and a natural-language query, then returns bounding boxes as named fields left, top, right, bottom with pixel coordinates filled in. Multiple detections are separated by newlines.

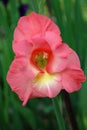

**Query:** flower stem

left=62, top=90, right=79, bottom=130
left=52, top=97, right=66, bottom=130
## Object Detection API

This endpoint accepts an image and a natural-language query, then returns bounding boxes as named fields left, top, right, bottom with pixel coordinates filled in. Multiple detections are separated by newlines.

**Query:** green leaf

left=13, top=101, right=38, bottom=130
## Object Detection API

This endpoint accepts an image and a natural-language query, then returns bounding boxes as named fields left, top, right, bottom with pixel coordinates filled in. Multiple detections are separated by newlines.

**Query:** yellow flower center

left=33, top=72, right=57, bottom=87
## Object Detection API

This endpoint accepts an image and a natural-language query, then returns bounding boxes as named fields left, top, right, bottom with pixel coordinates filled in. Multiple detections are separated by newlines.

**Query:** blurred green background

left=0, top=0, right=87, bottom=130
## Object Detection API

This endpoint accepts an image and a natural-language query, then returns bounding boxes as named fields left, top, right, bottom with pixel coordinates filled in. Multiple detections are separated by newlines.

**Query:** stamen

left=30, top=49, right=52, bottom=70
left=34, top=52, right=48, bottom=68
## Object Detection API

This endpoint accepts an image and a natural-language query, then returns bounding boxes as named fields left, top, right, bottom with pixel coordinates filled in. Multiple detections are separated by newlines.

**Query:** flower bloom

left=7, top=12, right=86, bottom=106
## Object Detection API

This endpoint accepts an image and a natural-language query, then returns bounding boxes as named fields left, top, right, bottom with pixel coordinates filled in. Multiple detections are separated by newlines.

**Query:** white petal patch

left=32, top=72, right=62, bottom=97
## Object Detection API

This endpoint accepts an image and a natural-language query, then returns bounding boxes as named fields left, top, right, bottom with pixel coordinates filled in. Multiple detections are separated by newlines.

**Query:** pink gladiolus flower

left=7, top=12, right=86, bottom=106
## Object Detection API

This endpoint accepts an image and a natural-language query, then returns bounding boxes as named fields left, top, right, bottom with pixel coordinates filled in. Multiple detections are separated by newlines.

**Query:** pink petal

left=66, top=69, right=86, bottom=82
left=62, top=74, right=81, bottom=92
left=55, top=43, right=71, bottom=57
left=6, top=57, right=38, bottom=105
left=68, top=49, right=81, bottom=69
left=62, top=69, right=86, bottom=92
left=14, top=12, right=61, bottom=42
left=13, top=40, right=33, bottom=56
left=44, top=31, right=62, bottom=50
left=31, top=35, right=52, bottom=50
left=17, top=13, right=41, bottom=38
left=47, top=44, right=71, bottom=73
left=14, top=27, right=25, bottom=42
left=48, top=57, right=68, bottom=73
left=37, top=13, right=60, bottom=34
